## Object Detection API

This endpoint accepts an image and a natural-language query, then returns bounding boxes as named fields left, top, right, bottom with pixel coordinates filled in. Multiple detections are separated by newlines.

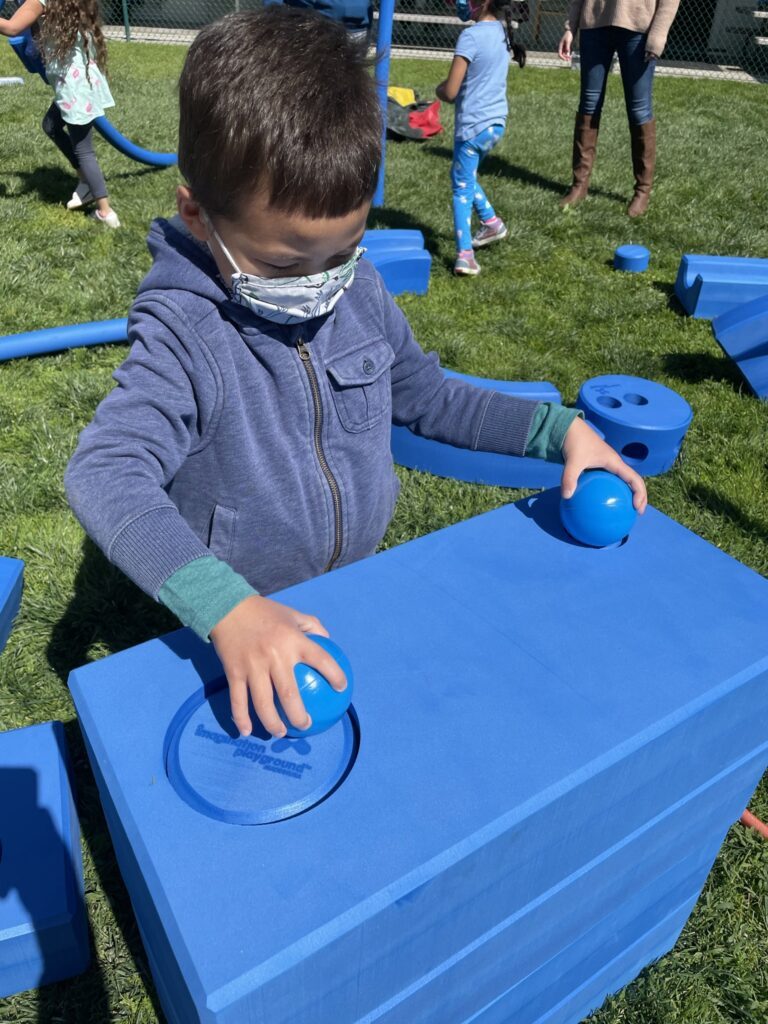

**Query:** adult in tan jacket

left=557, top=0, right=680, bottom=216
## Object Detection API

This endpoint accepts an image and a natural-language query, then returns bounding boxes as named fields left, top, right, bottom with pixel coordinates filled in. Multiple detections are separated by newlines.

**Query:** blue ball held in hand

left=278, top=634, right=354, bottom=737
left=560, top=470, right=637, bottom=547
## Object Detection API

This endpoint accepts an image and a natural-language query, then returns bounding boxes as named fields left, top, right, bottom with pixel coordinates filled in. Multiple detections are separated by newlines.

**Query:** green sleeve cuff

left=158, top=556, right=257, bottom=641
left=525, top=404, right=584, bottom=463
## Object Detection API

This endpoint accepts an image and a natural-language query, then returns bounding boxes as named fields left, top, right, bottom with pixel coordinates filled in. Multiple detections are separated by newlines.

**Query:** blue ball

left=560, top=470, right=637, bottom=547
left=277, top=634, right=354, bottom=737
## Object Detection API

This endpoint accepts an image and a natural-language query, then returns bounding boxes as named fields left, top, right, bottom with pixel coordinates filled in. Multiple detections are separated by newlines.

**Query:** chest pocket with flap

left=326, top=339, right=396, bottom=433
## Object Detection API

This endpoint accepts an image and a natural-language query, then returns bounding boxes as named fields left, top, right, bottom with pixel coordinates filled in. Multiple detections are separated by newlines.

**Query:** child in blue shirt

left=438, top=0, right=525, bottom=276
left=65, top=7, right=646, bottom=741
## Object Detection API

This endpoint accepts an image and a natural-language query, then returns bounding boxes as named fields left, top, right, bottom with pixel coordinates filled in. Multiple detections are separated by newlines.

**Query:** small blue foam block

left=361, top=229, right=431, bottom=295
left=576, top=374, right=693, bottom=476
left=0, top=557, right=23, bottom=654
left=69, top=493, right=768, bottom=1024
left=0, top=721, right=90, bottom=997
left=674, top=254, right=768, bottom=319
left=712, top=292, right=768, bottom=400
left=362, top=229, right=425, bottom=253
left=392, top=373, right=567, bottom=487
left=614, top=245, right=650, bottom=273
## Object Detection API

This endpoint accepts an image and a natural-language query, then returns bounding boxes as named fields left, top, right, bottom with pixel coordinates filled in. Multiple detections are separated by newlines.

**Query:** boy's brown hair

left=178, top=6, right=382, bottom=220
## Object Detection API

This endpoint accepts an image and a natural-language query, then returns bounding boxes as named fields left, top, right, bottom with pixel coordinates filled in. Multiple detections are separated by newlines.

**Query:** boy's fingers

left=228, top=675, right=253, bottom=737
left=272, top=662, right=312, bottom=731
left=560, top=462, right=583, bottom=500
left=248, top=675, right=287, bottom=738
left=300, top=639, right=347, bottom=692
left=604, top=456, right=648, bottom=512
left=292, top=610, right=329, bottom=637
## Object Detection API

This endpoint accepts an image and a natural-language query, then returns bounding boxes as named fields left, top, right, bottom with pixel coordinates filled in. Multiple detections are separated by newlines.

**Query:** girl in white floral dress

left=0, top=0, right=120, bottom=226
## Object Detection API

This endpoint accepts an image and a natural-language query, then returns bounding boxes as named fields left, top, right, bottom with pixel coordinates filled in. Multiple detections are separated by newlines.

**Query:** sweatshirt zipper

left=297, top=338, right=343, bottom=572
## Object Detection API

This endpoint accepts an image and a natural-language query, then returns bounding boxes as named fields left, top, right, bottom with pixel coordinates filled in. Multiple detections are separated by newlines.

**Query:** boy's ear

left=177, top=185, right=209, bottom=243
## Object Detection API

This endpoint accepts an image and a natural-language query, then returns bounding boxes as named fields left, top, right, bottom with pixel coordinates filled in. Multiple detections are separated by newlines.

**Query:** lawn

left=0, top=36, right=767, bottom=1024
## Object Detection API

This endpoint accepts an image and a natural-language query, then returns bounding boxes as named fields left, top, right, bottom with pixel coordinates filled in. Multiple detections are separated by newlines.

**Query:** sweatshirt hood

left=138, top=216, right=230, bottom=306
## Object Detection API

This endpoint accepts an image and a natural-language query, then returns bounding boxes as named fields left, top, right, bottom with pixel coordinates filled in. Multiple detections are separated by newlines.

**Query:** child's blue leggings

left=451, top=123, right=504, bottom=253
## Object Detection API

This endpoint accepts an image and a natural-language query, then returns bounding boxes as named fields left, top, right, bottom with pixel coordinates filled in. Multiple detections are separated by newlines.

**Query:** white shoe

left=66, top=187, right=94, bottom=210
left=90, top=209, right=121, bottom=229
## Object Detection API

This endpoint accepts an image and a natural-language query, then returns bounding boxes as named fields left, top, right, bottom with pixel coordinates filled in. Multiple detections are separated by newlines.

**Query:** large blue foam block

left=392, top=374, right=566, bottom=487
left=69, top=494, right=768, bottom=1024
left=0, top=556, right=23, bottom=654
left=674, top=254, right=768, bottom=319
left=712, top=292, right=768, bottom=400
left=0, top=721, right=90, bottom=997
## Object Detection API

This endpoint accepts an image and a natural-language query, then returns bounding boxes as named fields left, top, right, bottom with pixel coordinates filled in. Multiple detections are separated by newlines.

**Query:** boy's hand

left=561, top=418, right=648, bottom=512
left=209, top=595, right=347, bottom=738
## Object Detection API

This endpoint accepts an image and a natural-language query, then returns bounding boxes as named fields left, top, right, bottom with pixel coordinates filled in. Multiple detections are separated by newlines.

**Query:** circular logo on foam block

left=165, top=681, right=359, bottom=825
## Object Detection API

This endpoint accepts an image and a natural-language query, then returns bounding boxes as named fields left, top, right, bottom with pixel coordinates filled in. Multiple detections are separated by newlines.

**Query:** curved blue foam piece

left=576, top=374, right=693, bottom=477
left=362, top=229, right=425, bottom=253
left=0, top=721, right=89, bottom=997
left=674, top=254, right=768, bottom=319
left=0, top=318, right=128, bottom=362
left=712, top=293, right=768, bottom=400
left=93, top=116, right=177, bottom=168
left=7, top=36, right=176, bottom=167
left=371, top=248, right=431, bottom=296
left=392, top=372, right=564, bottom=487
left=0, top=557, right=23, bottom=654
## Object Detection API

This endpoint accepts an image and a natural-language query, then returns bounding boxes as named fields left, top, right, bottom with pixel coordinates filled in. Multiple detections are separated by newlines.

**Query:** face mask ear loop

left=201, top=209, right=242, bottom=276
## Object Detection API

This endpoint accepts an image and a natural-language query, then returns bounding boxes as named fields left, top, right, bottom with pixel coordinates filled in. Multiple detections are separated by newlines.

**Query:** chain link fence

left=6, top=0, right=766, bottom=80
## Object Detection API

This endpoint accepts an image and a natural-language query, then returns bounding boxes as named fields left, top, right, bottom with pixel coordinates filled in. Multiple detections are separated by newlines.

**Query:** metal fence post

left=121, top=0, right=131, bottom=42
left=373, top=0, right=395, bottom=207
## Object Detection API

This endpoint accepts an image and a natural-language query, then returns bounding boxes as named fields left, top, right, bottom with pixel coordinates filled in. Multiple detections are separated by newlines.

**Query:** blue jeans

left=578, top=27, right=656, bottom=126
left=451, top=124, right=504, bottom=253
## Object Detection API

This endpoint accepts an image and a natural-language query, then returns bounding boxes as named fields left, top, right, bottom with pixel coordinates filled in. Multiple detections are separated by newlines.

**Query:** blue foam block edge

left=0, top=557, right=24, bottom=654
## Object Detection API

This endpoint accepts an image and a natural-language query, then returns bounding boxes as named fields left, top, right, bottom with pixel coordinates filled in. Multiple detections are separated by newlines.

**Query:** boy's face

left=178, top=186, right=371, bottom=280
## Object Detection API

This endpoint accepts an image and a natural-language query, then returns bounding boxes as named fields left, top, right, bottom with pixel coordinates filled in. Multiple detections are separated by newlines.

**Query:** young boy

left=65, top=6, right=646, bottom=741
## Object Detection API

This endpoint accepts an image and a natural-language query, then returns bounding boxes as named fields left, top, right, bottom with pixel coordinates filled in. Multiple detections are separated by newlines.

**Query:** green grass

left=0, top=39, right=767, bottom=1024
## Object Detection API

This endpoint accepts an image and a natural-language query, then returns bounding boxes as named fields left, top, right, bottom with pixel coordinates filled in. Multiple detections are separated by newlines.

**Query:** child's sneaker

left=90, top=209, right=121, bottom=229
left=66, top=183, right=94, bottom=209
left=454, top=252, right=481, bottom=276
left=471, top=218, right=508, bottom=249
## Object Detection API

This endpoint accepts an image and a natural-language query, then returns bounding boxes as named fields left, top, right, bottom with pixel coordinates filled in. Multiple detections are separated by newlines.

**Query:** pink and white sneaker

left=90, top=209, right=121, bottom=229
left=454, top=252, right=481, bottom=276
left=472, top=218, right=508, bottom=249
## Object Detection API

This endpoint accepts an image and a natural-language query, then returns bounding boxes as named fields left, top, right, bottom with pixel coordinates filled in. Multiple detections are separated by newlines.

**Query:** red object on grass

left=740, top=810, right=768, bottom=839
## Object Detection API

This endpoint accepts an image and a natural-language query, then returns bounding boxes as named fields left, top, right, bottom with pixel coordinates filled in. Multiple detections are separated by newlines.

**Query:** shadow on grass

left=0, top=164, right=165, bottom=205
left=423, top=143, right=627, bottom=204
left=366, top=204, right=441, bottom=251
left=652, top=280, right=688, bottom=317
left=661, top=350, right=746, bottom=392
left=687, top=482, right=768, bottom=547
left=43, top=540, right=175, bottom=1023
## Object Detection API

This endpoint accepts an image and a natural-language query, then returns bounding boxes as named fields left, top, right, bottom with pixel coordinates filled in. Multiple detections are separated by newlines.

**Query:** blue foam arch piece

left=0, top=557, right=23, bottom=654
left=93, top=117, right=177, bottom=168
left=362, top=229, right=425, bottom=253
left=674, top=254, right=768, bottom=319
left=712, top=293, right=768, bottom=400
left=0, top=721, right=90, bottom=997
left=392, top=372, right=565, bottom=487
left=0, top=318, right=128, bottom=362
left=68, top=494, right=768, bottom=1024
left=369, top=248, right=431, bottom=296
left=8, top=35, right=176, bottom=167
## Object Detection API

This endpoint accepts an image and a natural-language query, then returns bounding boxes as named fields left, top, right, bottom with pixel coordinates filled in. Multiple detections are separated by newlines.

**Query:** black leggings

left=41, top=102, right=108, bottom=200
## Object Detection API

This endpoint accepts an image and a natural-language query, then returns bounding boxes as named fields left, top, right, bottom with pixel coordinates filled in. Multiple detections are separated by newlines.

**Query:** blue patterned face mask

left=209, top=225, right=364, bottom=325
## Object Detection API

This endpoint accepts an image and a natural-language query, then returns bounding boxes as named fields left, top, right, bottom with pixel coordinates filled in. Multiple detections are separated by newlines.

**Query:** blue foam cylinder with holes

left=68, top=492, right=768, bottom=1024
left=576, top=374, right=693, bottom=477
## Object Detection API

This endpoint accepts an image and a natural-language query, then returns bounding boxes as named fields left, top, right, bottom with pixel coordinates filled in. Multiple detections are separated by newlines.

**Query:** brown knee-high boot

left=559, top=112, right=599, bottom=208
left=627, top=118, right=656, bottom=217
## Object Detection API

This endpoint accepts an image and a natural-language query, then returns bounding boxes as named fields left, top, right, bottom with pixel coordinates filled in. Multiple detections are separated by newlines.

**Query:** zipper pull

left=297, top=336, right=310, bottom=360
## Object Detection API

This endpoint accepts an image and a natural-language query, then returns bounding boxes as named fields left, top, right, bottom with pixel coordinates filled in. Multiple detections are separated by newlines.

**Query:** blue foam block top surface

left=68, top=490, right=768, bottom=1021
left=0, top=721, right=89, bottom=995
left=577, top=374, right=692, bottom=431
left=613, top=245, right=650, bottom=272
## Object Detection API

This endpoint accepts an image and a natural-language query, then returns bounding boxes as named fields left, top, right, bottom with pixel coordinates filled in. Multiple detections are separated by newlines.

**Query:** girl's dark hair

left=40, top=0, right=108, bottom=80
left=486, top=0, right=527, bottom=67
left=178, top=7, right=382, bottom=220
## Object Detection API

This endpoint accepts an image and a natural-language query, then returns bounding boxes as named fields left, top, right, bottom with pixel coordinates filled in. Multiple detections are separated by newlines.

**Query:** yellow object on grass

left=388, top=86, right=416, bottom=107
